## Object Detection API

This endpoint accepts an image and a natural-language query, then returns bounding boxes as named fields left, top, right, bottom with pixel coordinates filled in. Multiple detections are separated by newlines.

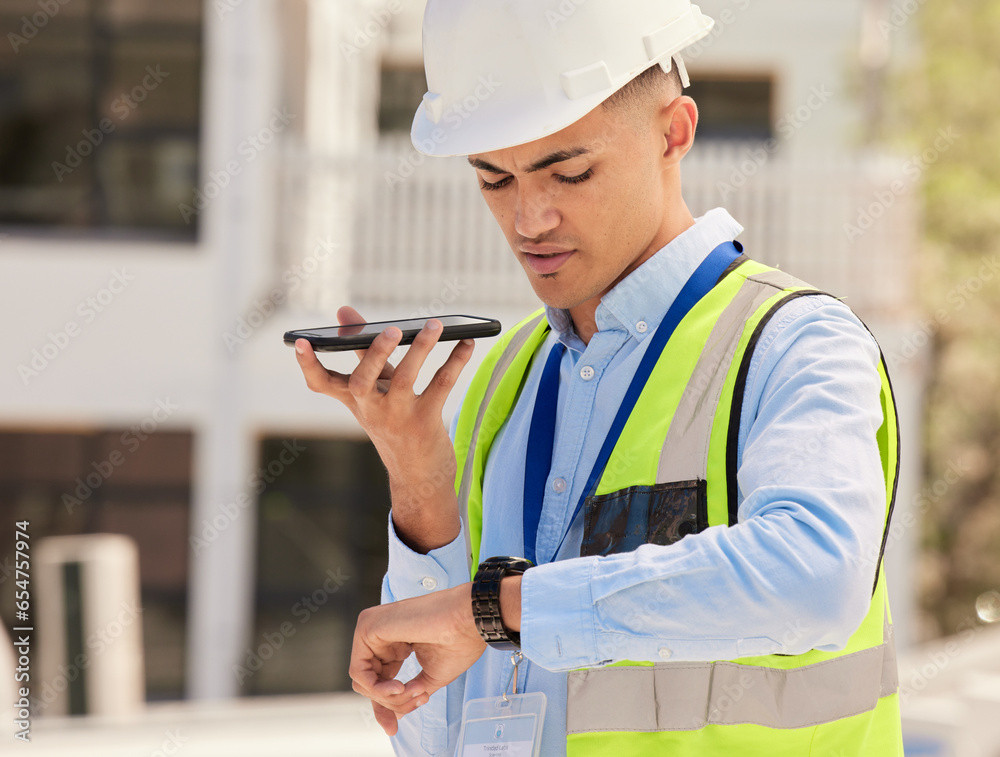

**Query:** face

left=468, top=102, right=677, bottom=316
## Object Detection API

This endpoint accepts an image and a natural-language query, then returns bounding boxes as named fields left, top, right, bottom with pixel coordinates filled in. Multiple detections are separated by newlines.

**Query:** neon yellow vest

left=454, top=258, right=903, bottom=755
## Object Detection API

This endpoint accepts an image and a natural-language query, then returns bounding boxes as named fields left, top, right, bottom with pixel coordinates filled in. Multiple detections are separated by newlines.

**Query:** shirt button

left=580, top=366, right=595, bottom=381
left=421, top=577, right=438, bottom=591
left=552, top=477, right=567, bottom=493
left=636, top=320, right=649, bottom=334
left=658, top=647, right=673, bottom=661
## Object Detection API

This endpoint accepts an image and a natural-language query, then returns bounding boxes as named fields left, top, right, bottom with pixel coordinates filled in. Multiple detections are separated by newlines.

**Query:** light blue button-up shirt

left=381, top=208, right=887, bottom=757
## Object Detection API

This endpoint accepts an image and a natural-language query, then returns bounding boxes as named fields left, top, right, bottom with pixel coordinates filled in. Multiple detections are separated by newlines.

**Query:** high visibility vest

left=453, top=257, right=903, bottom=755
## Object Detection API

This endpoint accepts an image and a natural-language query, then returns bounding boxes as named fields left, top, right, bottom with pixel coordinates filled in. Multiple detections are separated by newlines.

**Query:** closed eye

left=555, top=168, right=594, bottom=185
left=480, top=175, right=513, bottom=191
left=480, top=167, right=594, bottom=191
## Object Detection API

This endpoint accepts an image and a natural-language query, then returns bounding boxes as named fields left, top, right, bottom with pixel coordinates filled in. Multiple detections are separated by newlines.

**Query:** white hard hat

left=411, top=0, right=715, bottom=157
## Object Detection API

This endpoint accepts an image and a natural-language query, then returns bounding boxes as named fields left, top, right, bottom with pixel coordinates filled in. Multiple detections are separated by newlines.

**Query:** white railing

left=280, top=138, right=917, bottom=320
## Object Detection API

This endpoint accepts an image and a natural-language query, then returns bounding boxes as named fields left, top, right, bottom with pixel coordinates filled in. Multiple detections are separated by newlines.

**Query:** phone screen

left=293, top=315, right=490, bottom=339
left=285, top=314, right=501, bottom=352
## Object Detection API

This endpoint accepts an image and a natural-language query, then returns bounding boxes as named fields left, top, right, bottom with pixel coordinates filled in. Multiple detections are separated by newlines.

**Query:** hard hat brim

left=411, top=83, right=616, bottom=159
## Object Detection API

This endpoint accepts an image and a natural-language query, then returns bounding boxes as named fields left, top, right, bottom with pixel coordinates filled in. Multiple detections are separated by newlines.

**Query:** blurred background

left=0, top=0, right=998, bottom=754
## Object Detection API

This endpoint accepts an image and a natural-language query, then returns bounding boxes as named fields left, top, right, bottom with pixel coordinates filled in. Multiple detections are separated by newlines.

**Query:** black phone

left=284, top=315, right=502, bottom=352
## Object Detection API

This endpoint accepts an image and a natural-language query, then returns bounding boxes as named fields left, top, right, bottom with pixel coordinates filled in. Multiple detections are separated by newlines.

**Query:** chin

left=530, top=282, right=598, bottom=313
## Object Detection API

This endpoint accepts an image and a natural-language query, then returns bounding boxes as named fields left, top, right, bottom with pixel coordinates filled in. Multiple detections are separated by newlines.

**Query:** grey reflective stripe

left=566, top=618, right=898, bottom=734
left=747, top=268, right=814, bottom=291
left=457, top=313, right=546, bottom=559
left=657, top=275, right=800, bottom=483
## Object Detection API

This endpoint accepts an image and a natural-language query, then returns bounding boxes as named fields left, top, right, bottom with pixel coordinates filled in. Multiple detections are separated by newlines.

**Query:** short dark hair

left=602, top=61, right=683, bottom=114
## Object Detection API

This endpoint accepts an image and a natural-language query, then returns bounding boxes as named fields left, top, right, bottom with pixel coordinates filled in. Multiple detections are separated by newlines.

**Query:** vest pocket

left=581, top=479, right=707, bottom=557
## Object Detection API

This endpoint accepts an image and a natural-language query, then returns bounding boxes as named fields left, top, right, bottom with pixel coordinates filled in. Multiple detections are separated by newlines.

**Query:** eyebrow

left=467, top=147, right=591, bottom=176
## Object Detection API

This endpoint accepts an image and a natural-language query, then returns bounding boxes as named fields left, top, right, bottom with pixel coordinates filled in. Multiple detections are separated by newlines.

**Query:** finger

left=399, top=669, right=444, bottom=701
left=354, top=670, right=405, bottom=699
left=336, top=305, right=373, bottom=360
left=421, top=338, right=476, bottom=407
left=347, top=327, right=404, bottom=398
left=350, top=652, right=406, bottom=697
left=371, top=676, right=412, bottom=700
left=349, top=634, right=405, bottom=695
left=371, top=692, right=429, bottom=735
left=294, top=339, right=352, bottom=398
left=337, top=306, right=396, bottom=379
left=372, top=702, right=398, bottom=736
left=353, top=669, right=426, bottom=709
left=386, top=319, right=444, bottom=395
left=338, top=305, right=365, bottom=326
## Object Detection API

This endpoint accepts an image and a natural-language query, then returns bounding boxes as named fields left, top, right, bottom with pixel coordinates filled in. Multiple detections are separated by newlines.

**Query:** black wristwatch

left=471, top=556, right=534, bottom=650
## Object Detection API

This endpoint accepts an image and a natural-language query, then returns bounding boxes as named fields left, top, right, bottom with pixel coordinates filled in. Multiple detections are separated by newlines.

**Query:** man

left=294, top=1, right=903, bottom=754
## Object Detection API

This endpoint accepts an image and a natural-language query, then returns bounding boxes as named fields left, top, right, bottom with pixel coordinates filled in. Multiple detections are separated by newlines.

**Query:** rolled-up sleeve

left=381, top=516, right=471, bottom=604
left=380, top=518, right=471, bottom=756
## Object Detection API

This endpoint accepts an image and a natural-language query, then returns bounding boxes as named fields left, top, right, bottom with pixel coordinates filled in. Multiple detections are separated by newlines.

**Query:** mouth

left=521, top=248, right=576, bottom=275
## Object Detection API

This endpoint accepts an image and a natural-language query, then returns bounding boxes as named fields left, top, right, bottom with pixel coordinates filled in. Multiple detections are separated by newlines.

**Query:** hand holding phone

left=284, top=315, right=501, bottom=352
left=291, top=308, right=485, bottom=552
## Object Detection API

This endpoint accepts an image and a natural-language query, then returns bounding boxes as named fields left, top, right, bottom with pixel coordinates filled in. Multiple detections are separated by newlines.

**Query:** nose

left=514, top=182, right=560, bottom=240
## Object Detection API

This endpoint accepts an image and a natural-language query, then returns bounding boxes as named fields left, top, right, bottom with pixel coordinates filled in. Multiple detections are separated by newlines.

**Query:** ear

left=659, top=95, right=698, bottom=166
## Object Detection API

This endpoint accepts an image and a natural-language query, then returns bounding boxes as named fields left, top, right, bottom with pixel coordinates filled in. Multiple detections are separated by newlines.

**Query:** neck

left=569, top=202, right=695, bottom=345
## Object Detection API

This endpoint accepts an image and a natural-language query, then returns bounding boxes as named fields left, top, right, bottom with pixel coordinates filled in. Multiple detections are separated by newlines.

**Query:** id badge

left=457, top=691, right=547, bottom=757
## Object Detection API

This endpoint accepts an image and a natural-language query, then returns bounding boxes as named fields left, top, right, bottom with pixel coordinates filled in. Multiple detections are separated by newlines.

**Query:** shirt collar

left=545, top=208, right=744, bottom=348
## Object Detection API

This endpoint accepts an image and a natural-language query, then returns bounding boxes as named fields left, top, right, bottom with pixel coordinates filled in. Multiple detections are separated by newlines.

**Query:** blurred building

left=1, top=0, right=929, bottom=737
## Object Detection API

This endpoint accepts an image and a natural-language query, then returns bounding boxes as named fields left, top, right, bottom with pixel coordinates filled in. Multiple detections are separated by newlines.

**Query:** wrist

left=389, top=476, right=461, bottom=553
left=471, top=557, right=532, bottom=650
left=391, top=506, right=460, bottom=554
left=499, top=575, right=522, bottom=633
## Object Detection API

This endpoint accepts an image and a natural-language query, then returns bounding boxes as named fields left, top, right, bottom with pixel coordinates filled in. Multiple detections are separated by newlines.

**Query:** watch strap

left=471, top=556, right=533, bottom=650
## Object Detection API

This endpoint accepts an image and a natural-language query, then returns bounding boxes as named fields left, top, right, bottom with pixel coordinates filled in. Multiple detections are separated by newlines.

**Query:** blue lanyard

left=522, top=242, right=743, bottom=564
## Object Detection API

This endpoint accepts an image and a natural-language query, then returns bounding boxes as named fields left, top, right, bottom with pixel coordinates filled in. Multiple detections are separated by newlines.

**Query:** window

left=375, top=67, right=774, bottom=142
left=248, top=437, right=390, bottom=695
left=0, top=0, right=202, bottom=237
left=686, top=75, right=774, bottom=141
left=0, top=428, right=193, bottom=700
left=378, top=66, right=426, bottom=135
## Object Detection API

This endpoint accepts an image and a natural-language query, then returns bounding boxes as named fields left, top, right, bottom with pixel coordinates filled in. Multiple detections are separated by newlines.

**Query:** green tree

left=893, top=0, right=1000, bottom=638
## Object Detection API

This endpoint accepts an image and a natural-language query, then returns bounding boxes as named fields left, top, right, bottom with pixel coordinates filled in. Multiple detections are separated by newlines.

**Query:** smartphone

left=284, top=315, right=502, bottom=352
